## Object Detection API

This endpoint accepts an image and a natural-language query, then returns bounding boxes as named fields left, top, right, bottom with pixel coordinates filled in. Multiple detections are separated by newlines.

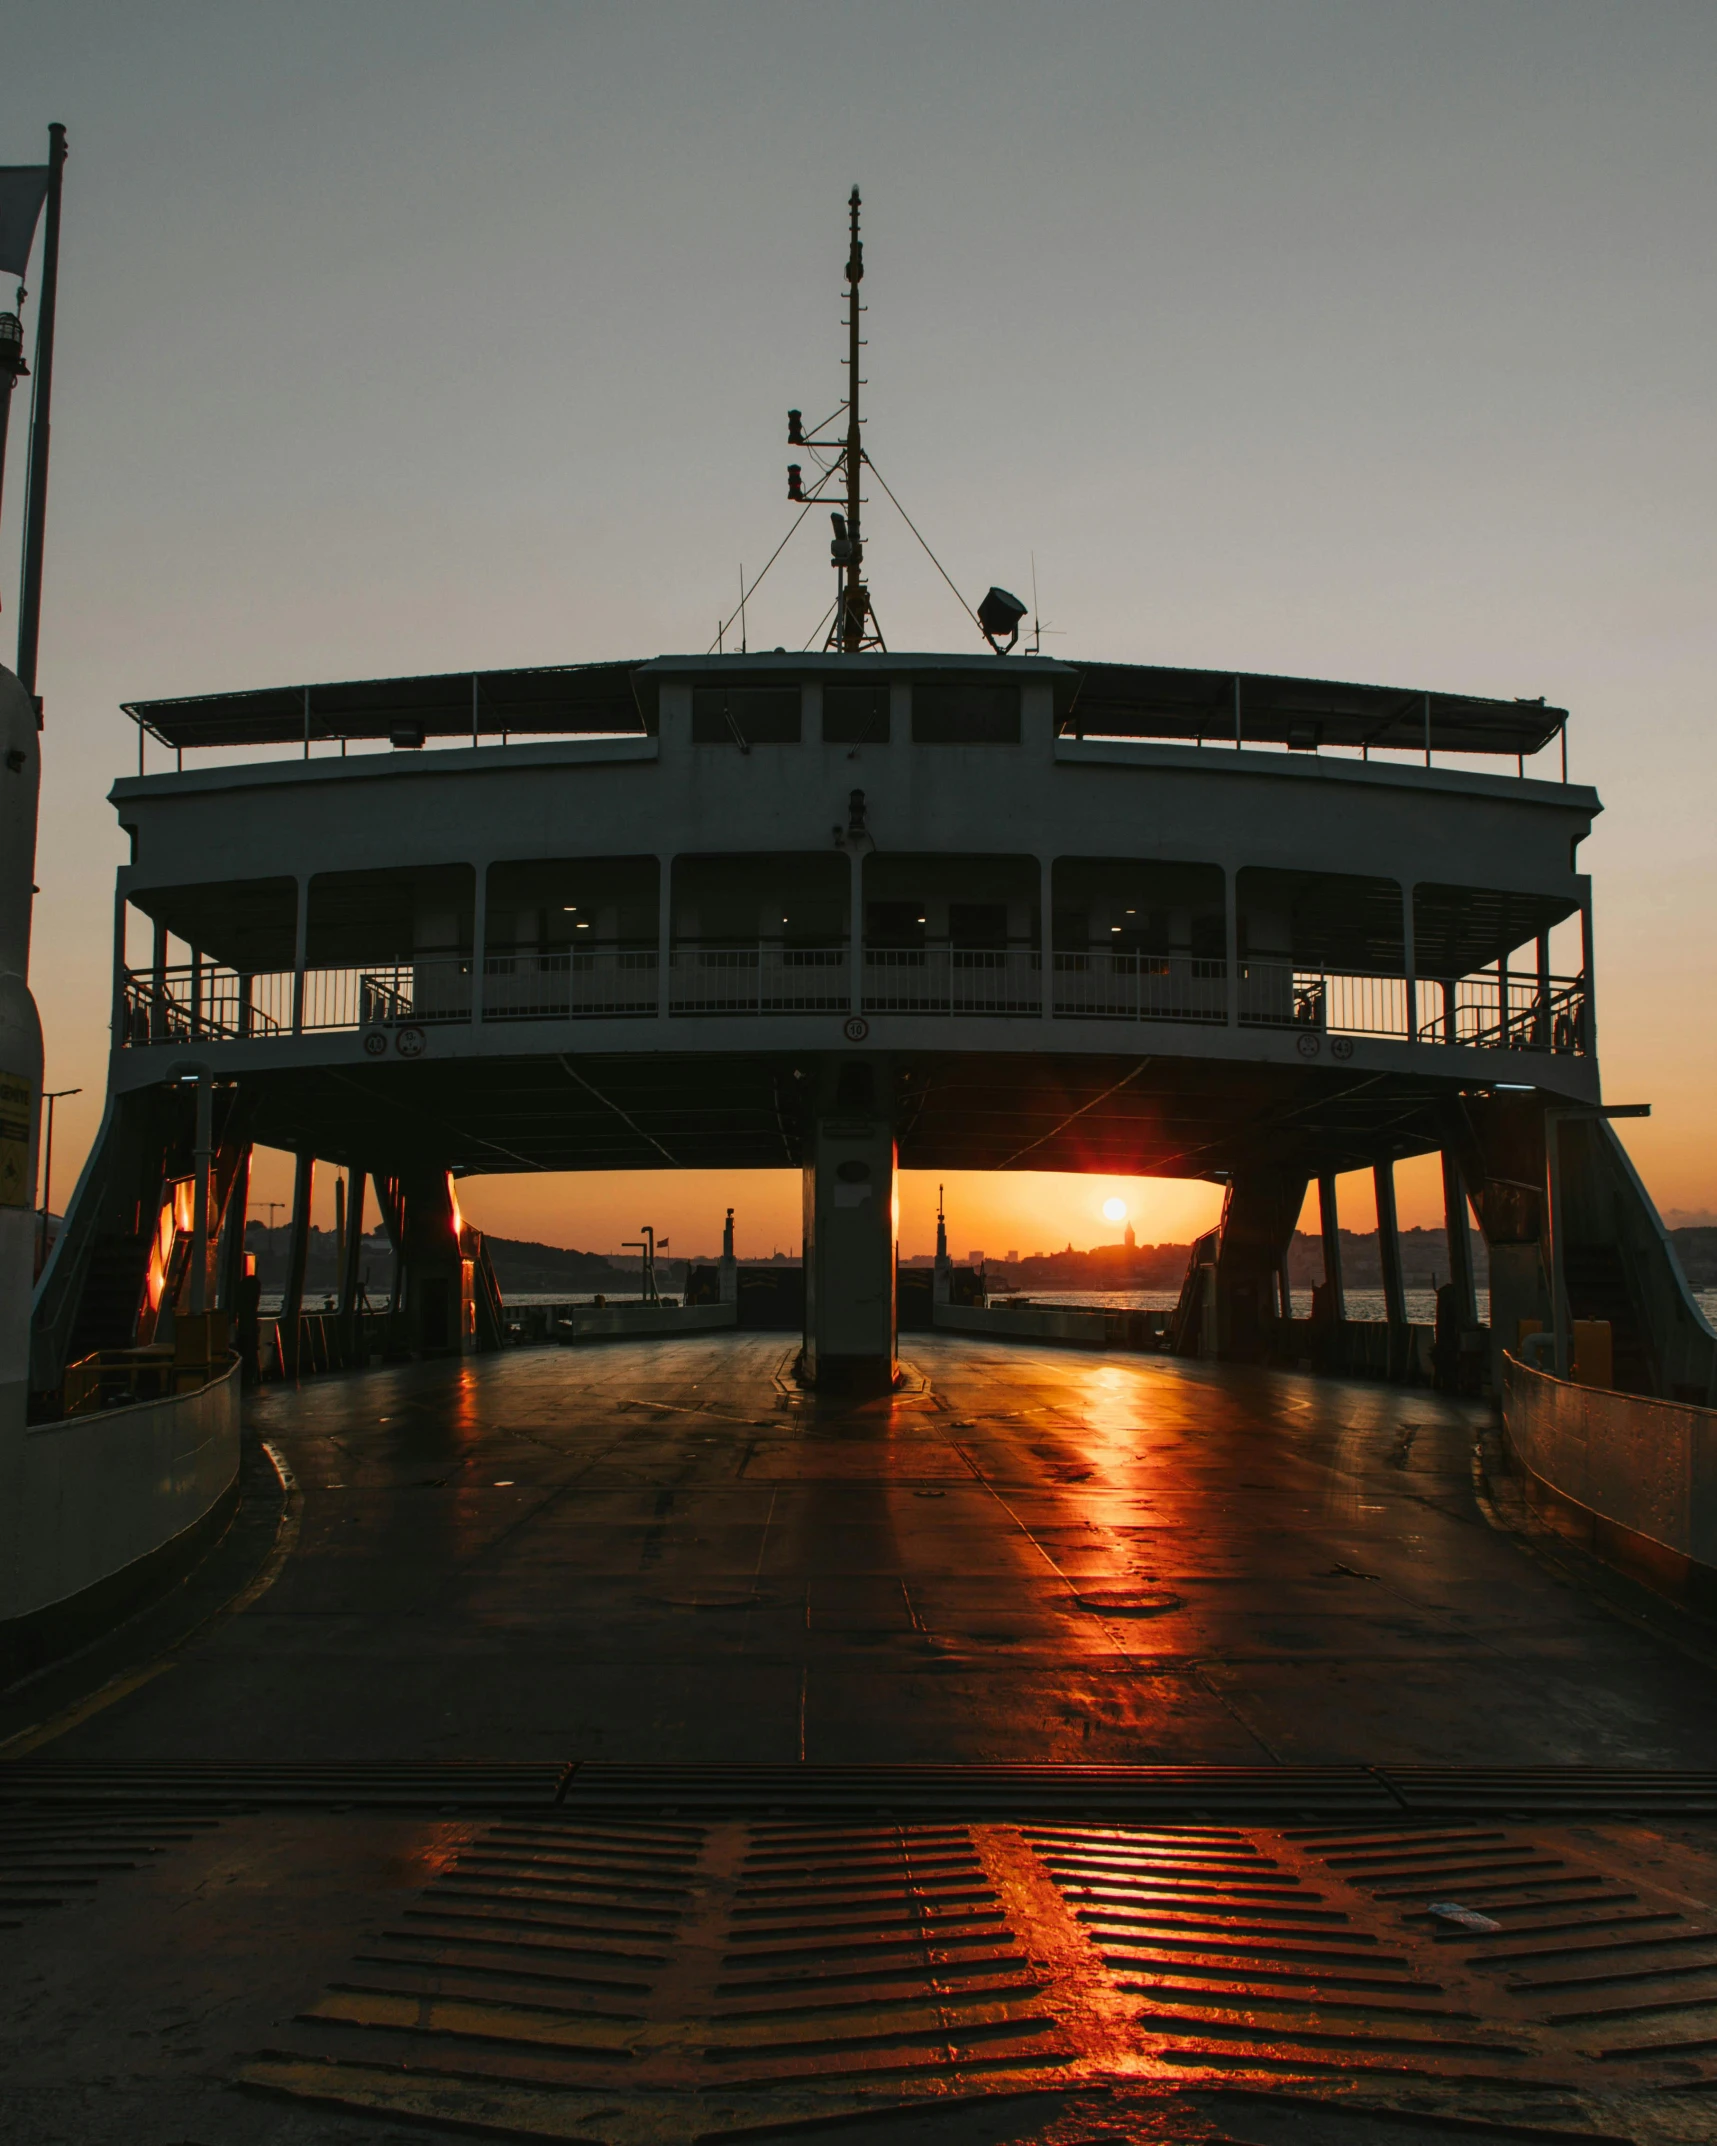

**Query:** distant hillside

left=241, top=1223, right=644, bottom=1297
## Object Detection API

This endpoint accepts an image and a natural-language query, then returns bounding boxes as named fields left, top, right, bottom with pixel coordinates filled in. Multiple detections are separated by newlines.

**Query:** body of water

left=260, top=1284, right=1717, bottom=1329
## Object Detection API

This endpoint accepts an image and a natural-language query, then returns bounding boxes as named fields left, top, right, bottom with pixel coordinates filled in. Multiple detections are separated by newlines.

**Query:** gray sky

left=5, top=1, right=1715, bottom=1245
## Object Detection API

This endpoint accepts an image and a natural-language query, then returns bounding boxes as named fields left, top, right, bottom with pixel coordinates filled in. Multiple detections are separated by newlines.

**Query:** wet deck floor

left=24, top=1333, right=1717, bottom=1769
left=6, top=1336, right=1717, bottom=2146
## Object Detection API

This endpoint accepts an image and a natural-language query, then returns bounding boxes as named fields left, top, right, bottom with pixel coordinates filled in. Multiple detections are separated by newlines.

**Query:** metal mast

left=783, top=189, right=884, bottom=652
left=16, top=122, right=66, bottom=697
left=838, top=187, right=866, bottom=653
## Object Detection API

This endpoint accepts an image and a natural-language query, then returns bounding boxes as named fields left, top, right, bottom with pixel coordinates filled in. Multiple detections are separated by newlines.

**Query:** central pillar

left=801, top=1056, right=896, bottom=1392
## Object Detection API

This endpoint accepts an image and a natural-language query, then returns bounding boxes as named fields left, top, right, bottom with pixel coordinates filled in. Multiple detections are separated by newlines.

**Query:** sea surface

left=259, top=1285, right=1717, bottom=1327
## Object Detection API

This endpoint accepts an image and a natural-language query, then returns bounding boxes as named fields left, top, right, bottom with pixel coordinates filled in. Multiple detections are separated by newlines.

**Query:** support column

left=801, top=1056, right=896, bottom=1393
left=339, top=1167, right=367, bottom=1358
left=281, top=1152, right=314, bottom=1380
left=1441, top=1150, right=1478, bottom=1328
left=1374, top=1161, right=1406, bottom=1328
left=188, top=1070, right=212, bottom=1316
left=1317, top=1173, right=1345, bottom=1321
left=398, top=1165, right=474, bottom=1356
left=217, top=1141, right=251, bottom=1312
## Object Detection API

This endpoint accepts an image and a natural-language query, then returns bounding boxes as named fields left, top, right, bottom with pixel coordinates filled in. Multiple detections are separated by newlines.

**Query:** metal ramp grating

left=239, top=1814, right=1717, bottom=2141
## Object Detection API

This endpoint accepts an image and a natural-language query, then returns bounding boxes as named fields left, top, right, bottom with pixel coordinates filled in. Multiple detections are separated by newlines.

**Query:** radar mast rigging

left=786, top=188, right=884, bottom=653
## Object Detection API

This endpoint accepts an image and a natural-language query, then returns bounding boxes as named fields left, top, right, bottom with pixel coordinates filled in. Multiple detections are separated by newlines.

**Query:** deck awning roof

left=123, top=655, right=1567, bottom=758
left=1060, top=664, right=1566, bottom=756
left=123, top=661, right=652, bottom=749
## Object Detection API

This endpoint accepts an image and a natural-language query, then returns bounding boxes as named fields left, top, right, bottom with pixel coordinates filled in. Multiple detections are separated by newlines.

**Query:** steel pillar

left=801, top=1058, right=896, bottom=1393
left=280, top=1152, right=314, bottom=1379
left=1317, top=1173, right=1345, bottom=1321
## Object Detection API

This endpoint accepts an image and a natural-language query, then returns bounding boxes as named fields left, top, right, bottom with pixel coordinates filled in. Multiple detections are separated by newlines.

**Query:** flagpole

left=15, top=122, right=66, bottom=699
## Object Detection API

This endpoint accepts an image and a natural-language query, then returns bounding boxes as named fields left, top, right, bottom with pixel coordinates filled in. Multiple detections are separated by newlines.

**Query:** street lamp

left=36, top=1085, right=80, bottom=1271
left=1543, top=1101, right=1649, bottom=1378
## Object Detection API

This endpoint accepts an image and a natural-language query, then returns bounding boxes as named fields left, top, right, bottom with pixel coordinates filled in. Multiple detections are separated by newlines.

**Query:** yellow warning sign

left=0, top=1070, right=33, bottom=1207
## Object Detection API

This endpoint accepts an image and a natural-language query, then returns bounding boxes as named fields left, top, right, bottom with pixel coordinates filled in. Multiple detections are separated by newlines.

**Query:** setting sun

left=1102, top=1197, right=1128, bottom=1225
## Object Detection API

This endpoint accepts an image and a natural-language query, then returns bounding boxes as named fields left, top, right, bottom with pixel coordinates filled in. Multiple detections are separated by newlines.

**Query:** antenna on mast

left=783, top=189, right=885, bottom=653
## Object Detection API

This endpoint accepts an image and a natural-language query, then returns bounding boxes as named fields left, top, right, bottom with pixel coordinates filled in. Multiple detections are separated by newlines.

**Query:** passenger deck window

left=691, top=687, right=801, bottom=745
left=911, top=683, right=1020, bottom=744
left=822, top=684, right=891, bottom=744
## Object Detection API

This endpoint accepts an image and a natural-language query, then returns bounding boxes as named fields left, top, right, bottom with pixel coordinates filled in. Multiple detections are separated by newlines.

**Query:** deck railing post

left=112, top=888, right=129, bottom=1049
left=470, top=864, right=486, bottom=1023
left=1402, top=881, right=1417, bottom=1043
left=1224, top=867, right=1239, bottom=1028
left=1579, top=890, right=1595, bottom=1055
left=850, top=846, right=864, bottom=1016
left=1535, top=932, right=1551, bottom=1049
left=150, top=916, right=168, bottom=1042
left=657, top=856, right=672, bottom=1019
left=292, top=875, right=307, bottom=1035
left=1039, top=856, right=1054, bottom=1020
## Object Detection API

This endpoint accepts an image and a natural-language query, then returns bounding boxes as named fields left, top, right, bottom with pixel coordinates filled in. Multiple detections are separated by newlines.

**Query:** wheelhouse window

left=691, top=686, right=801, bottom=745
left=910, top=682, right=1020, bottom=744
left=822, top=683, right=891, bottom=744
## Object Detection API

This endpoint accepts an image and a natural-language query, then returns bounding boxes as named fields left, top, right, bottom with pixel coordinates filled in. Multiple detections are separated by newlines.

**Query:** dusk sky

left=5, top=2, right=1714, bottom=1258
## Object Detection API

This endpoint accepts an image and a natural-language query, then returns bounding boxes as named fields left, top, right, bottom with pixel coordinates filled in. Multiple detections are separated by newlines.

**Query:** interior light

left=1111, top=925, right=1121, bottom=933
left=576, top=921, right=590, bottom=930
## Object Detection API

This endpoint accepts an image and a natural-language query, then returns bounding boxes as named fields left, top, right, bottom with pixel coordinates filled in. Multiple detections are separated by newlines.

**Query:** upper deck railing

left=120, top=948, right=1589, bottom=1057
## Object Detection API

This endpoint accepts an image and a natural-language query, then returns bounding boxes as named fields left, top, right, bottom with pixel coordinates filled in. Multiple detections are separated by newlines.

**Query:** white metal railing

left=117, top=952, right=1590, bottom=1057
left=300, top=955, right=473, bottom=1031
left=483, top=947, right=658, bottom=1020
left=670, top=943, right=849, bottom=1014
left=1053, top=951, right=1226, bottom=1024
left=1238, top=961, right=1410, bottom=1037
left=1415, top=973, right=1587, bottom=1054
left=863, top=946, right=1042, bottom=1016
left=121, top=964, right=292, bottom=1044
